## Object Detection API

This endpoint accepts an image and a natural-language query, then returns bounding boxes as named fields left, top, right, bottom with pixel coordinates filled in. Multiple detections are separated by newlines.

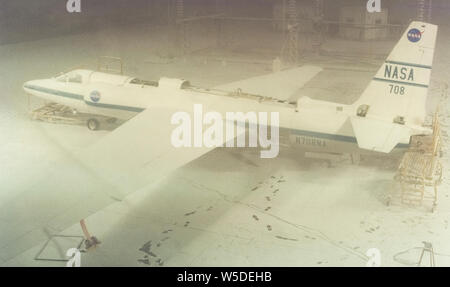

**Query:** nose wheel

left=87, top=118, right=100, bottom=131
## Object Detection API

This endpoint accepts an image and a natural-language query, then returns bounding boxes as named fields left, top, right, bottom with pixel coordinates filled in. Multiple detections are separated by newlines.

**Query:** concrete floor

left=1, top=22, right=450, bottom=267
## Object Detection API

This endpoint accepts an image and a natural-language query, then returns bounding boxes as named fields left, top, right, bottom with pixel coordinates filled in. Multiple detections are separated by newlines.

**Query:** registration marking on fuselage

left=295, top=136, right=327, bottom=148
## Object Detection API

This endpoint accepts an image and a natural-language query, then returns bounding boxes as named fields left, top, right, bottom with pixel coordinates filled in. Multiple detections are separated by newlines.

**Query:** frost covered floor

left=1, top=22, right=450, bottom=267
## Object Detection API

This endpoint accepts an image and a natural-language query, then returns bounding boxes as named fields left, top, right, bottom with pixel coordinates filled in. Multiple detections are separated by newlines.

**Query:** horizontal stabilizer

left=350, top=116, right=412, bottom=153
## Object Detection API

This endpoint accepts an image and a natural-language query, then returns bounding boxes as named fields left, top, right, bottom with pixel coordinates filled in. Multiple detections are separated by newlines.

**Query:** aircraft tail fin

left=351, top=21, right=438, bottom=153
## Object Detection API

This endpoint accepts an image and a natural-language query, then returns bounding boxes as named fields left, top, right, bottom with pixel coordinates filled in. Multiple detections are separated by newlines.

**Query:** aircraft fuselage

left=23, top=70, right=409, bottom=156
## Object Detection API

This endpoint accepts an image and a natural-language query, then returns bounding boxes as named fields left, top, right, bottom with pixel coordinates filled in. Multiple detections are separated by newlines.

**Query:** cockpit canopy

left=55, top=69, right=134, bottom=86
left=56, top=71, right=84, bottom=83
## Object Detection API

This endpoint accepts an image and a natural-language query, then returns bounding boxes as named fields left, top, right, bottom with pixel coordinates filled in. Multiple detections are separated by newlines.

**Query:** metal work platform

left=31, top=103, right=85, bottom=125
left=31, top=103, right=115, bottom=130
left=389, top=111, right=443, bottom=212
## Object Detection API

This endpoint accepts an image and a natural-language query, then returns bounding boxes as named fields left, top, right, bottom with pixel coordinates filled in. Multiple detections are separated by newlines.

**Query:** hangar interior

left=1, top=0, right=450, bottom=266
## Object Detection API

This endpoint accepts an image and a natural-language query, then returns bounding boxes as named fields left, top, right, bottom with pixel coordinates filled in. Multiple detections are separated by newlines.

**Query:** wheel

left=87, top=118, right=100, bottom=131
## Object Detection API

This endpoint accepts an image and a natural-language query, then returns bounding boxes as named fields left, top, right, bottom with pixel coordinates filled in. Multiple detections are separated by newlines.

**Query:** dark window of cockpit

left=57, top=73, right=82, bottom=84
left=68, top=74, right=82, bottom=83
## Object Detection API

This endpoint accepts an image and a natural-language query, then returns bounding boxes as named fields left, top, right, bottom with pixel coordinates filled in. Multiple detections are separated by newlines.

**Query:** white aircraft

left=9, top=22, right=438, bottom=259
left=24, top=21, right=437, bottom=159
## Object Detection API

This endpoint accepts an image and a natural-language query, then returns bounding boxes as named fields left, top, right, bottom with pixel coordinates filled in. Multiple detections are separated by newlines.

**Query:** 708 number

left=389, top=84, right=405, bottom=95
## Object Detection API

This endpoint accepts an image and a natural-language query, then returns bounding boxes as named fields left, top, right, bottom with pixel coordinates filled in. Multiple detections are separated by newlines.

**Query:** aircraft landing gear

left=87, top=118, right=100, bottom=131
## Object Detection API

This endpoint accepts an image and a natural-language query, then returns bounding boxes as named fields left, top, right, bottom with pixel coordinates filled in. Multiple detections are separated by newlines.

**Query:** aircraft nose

left=23, top=80, right=45, bottom=95
left=23, top=80, right=38, bottom=90
left=23, top=80, right=38, bottom=89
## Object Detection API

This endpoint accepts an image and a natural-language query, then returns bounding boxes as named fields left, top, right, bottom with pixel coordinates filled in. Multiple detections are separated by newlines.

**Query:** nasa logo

left=407, top=28, right=422, bottom=43
left=90, top=90, right=101, bottom=103
left=384, top=65, right=414, bottom=81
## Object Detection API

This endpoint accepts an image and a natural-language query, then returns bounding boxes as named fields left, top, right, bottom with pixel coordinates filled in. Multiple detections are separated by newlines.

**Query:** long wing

left=350, top=116, right=412, bottom=153
left=215, top=65, right=322, bottom=102
left=79, top=104, right=235, bottom=199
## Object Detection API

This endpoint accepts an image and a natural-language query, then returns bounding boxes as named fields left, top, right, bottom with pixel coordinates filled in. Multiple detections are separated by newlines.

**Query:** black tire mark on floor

left=275, top=235, right=298, bottom=241
left=185, top=211, right=196, bottom=216
left=139, top=241, right=152, bottom=255
left=138, top=240, right=162, bottom=266
left=138, top=258, right=150, bottom=265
